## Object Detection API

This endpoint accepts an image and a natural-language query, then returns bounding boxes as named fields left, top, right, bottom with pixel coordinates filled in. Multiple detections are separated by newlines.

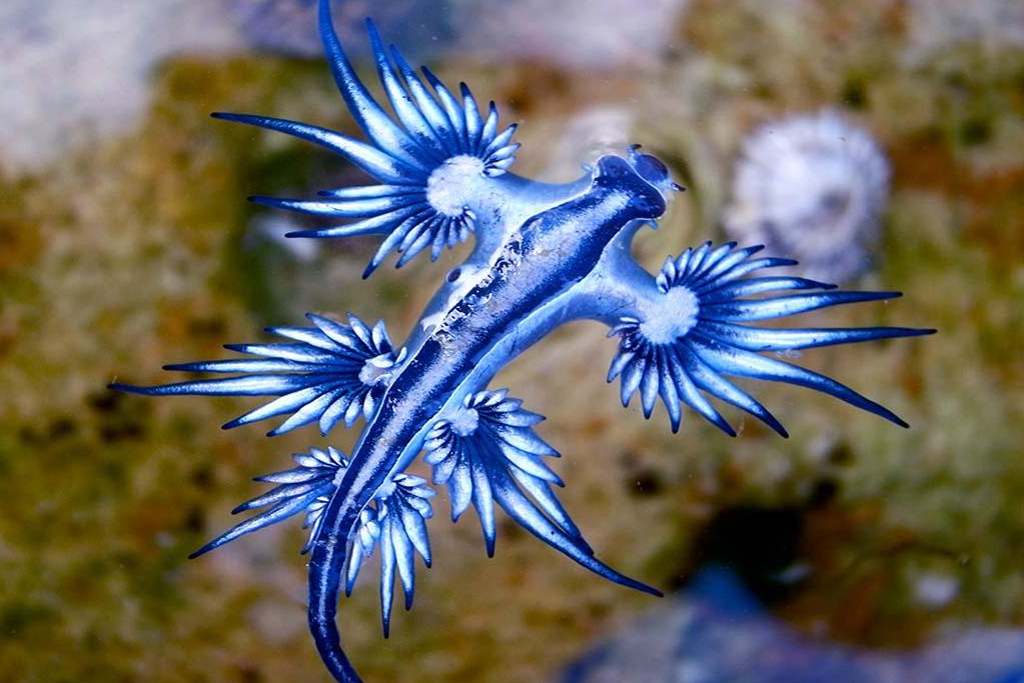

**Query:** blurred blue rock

left=0, top=0, right=455, bottom=171
left=228, top=0, right=453, bottom=58
left=560, top=566, right=1024, bottom=683
left=454, top=0, right=691, bottom=70
left=0, top=0, right=245, bottom=170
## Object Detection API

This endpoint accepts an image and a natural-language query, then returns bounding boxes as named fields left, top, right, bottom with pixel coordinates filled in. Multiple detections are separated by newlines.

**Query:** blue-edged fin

left=423, top=389, right=659, bottom=596
left=212, top=5, right=524, bottom=273
left=342, top=474, right=435, bottom=637
left=188, top=446, right=349, bottom=559
left=605, top=242, right=935, bottom=435
left=110, top=314, right=402, bottom=436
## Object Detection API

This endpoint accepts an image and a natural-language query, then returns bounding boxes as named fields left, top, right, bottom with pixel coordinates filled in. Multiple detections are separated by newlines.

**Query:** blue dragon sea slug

left=111, top=2, right=934, bottom=680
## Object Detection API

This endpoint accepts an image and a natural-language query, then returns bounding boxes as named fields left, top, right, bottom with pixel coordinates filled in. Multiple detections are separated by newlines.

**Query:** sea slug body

left=111, top=2, right=934, bottom=681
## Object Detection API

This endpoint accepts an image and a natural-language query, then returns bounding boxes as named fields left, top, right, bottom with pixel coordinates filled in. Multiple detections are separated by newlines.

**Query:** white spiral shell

left=723, top=111, right=891, bottom=284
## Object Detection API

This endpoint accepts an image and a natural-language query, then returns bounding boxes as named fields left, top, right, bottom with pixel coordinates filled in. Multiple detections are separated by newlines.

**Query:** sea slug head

left=590, top=148, right=681, bottom=221
left=626, top=144, right=685, bottom=198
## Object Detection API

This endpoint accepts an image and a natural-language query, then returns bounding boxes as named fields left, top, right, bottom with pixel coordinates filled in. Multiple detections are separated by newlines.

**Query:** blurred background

left=1, top=1, right=1023, bottom=681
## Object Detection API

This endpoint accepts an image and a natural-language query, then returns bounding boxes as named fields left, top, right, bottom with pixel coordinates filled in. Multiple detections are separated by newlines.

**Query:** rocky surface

left=561, top=567, right=1024, bottom=683
left=1, top=1, right=1023, bottom=682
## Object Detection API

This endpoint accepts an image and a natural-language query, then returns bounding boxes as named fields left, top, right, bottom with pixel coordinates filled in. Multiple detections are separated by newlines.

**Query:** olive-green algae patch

left=2, top=2, right=1024, bottom=682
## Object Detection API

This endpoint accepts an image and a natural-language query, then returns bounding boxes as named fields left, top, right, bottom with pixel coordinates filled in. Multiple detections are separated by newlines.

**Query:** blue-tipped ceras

left=110, top=1, right=935, bottom=680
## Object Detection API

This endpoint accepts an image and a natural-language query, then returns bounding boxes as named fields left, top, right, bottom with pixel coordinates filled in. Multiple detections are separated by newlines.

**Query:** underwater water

left=1, top=0, right=1023, bottom=682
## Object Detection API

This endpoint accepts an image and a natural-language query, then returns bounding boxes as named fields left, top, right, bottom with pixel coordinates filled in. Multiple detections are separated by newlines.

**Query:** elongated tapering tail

left=309, top=511, right=363, bottom=683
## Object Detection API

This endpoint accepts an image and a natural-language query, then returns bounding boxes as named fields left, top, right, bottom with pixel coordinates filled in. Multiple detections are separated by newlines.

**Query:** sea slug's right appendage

left=605, top=242, right=935, bottom=436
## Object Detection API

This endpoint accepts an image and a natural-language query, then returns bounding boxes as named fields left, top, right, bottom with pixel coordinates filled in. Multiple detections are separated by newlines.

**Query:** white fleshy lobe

left=639, top=285, right=699, bottom=344
left=427, top=155, right=486, bottom=217
left=359, top=351, right=398, bottom=385
left=446, top=405, right=480, bottom=437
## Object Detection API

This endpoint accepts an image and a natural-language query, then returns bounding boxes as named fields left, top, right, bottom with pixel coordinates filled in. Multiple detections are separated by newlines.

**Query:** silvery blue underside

left=110, top=1, right=934, bottom=681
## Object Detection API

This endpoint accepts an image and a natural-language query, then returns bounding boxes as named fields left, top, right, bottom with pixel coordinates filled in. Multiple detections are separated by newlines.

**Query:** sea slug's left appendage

left=425, top=390, right=661, bottom=597
left=189, top=446, right=352, bottom=558
left=190, top=445, right=435, bottom=637
left=183, top=387, right=660, bottom=640
left=606, top=242, right=935, bottom=436
left=110, top=313, right=402, bottom=436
